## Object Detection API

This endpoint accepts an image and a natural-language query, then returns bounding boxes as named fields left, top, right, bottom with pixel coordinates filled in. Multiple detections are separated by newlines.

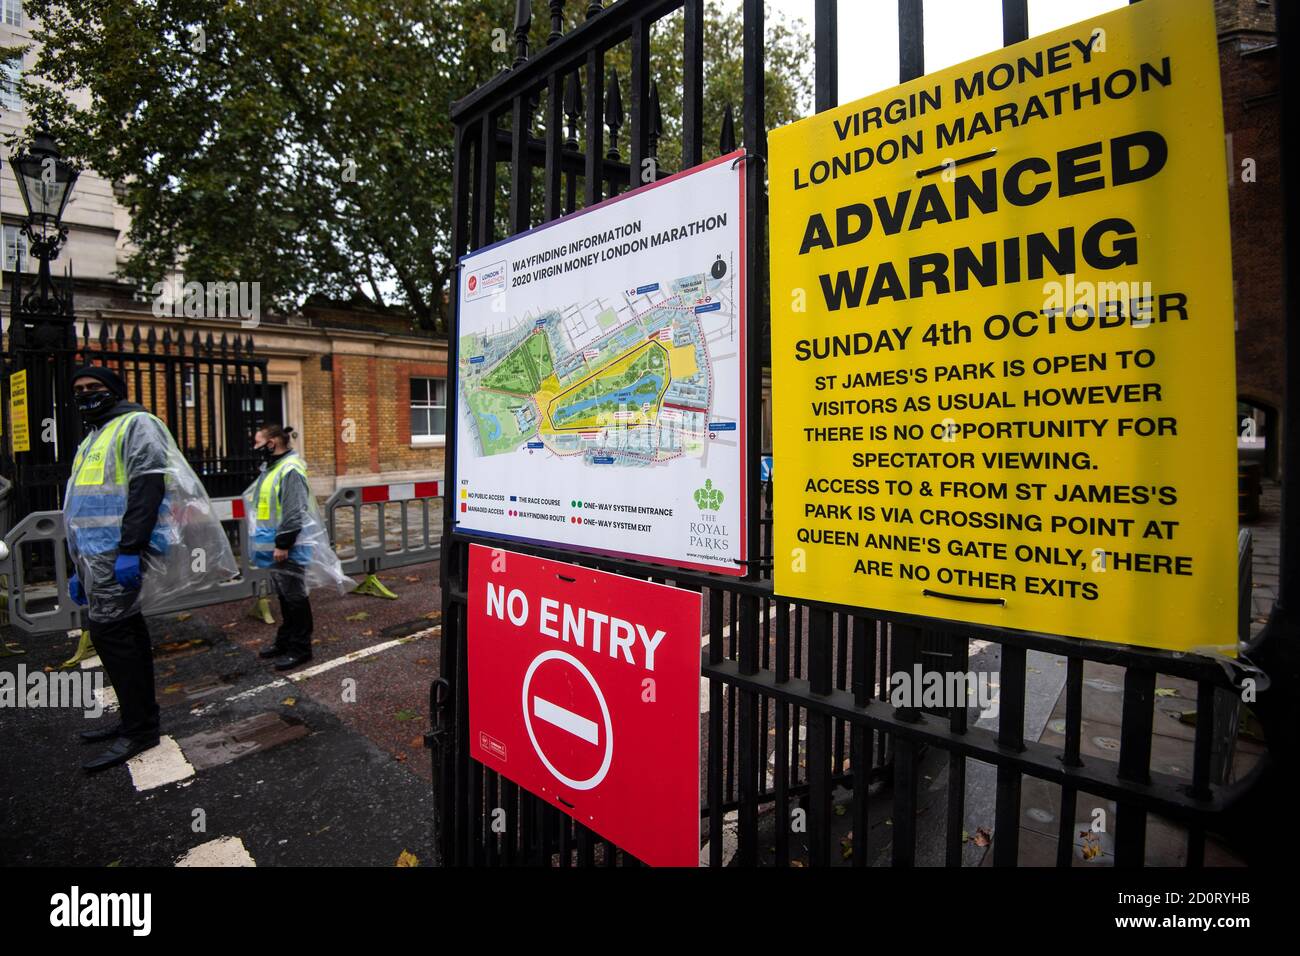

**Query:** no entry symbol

left=521, top=650, right=613, bottom=791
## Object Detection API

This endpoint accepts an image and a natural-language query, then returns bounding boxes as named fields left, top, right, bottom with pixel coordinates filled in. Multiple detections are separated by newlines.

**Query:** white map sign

left=455, top=151, right=747, bottom=575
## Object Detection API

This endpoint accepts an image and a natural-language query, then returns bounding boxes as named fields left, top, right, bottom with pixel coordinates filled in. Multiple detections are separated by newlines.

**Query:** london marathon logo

left=465, top=260, right=507, bottom=301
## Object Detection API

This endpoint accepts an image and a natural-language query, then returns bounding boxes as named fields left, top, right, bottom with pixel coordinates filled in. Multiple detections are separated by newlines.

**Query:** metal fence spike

left=514, top=0, right=532, bottom=67
left=548, top=1, right=565, bottom=44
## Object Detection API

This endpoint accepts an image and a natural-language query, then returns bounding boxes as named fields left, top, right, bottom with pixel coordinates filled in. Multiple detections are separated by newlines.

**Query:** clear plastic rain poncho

left=242, top=452, right=350, bottom=594
left=64, top=410, right=240, bottom=623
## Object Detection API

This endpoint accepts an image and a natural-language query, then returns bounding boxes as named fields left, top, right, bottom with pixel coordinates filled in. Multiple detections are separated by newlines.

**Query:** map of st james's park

left=459, top=265, right=736, bottom=466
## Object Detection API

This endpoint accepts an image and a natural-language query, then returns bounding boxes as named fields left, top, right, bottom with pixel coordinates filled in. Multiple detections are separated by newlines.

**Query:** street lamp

left=9, top=129, right=80, bottom=227
left=7, top=128, right=80, bottom=341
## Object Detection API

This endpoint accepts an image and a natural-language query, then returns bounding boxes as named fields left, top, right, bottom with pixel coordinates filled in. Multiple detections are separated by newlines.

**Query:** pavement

left=0, top=561, right=443, bottom=867
left=1246, top=479, right=1280, bottom=638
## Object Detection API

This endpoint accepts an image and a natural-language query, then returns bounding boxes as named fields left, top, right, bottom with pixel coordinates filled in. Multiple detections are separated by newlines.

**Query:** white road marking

left=191, top=628, right=435, bottom=716
left=175, top=835, right=256, bottom=867
left=80, top=655, right=102, bottom=670
left=95, top=685, right=119, bottom=713
left=127, top=735, right=195, bottom=790
left=533, top=696, right=599, bottom=744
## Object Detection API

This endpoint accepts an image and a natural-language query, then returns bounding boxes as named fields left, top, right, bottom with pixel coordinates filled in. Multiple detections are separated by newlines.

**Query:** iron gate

left=434, top=0, right=1294, bottom=867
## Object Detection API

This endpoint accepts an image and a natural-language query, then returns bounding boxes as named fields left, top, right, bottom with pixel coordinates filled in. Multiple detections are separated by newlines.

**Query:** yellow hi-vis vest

left=65, top=411, right=173, bottom=555
left=251, top=454, right=309, bottom=565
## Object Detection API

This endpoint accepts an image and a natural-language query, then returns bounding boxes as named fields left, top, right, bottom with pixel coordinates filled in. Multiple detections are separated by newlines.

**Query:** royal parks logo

left=689, top=478, right=729, bottom=554
left=693, top=478, right=724, bottom=512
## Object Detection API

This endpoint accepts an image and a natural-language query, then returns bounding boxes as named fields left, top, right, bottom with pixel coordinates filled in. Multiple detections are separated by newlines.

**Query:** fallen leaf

left=107, top=860, right=121, bottom=868
left=281, top=697, right=297, bottom=707
left=1155, top=688, right=1178, bottom=698
left=424, top=610, right=441, bottom=620
left=405, top=576, right=421, bottom=583
left=973, top=826, right=992, bottom=847
left=346, top=611, right=370, bottom=622
left=394, top=751, right=408, bottom=762
left=962, top=829, right=970, bottom=843
left=163, top=684, right=183, bottom=694
left=176, top=612, right=192, bottom=622
left=833, top=804, right=846, bottom=817
left=159, top=638, right=204, bottom=653
left=361, top=629, right=374, bottom=637
left=223, top=622, right=237, bottom=630
left=1078, top=831, right=1103, bottom=861
left=395, top=850, right=419, bottom=867
left=415, top=658, right=433, bottom=666
left=790, top=860, right=805, bottom=868
left=395, top=708, right=419, bottom=721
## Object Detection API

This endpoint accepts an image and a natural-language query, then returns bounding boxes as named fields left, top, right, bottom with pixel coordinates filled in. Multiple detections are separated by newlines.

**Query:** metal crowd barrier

left=0, top=497, right=261, bottom=636
left=0, top=481, right=443, bottom=636
left=324, top=481, right=443, bottom=598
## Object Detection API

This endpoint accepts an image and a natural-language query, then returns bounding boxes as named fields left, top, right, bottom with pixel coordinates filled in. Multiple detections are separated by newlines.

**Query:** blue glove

left=114, top=553, right=142, bottom=590
left=68, top=573, right=88, bottom=606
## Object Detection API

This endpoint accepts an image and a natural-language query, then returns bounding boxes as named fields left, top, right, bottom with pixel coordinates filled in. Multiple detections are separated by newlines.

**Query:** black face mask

left=255, top=443, right=275, bottom=462
left=75, top=390, right=117, bottom=419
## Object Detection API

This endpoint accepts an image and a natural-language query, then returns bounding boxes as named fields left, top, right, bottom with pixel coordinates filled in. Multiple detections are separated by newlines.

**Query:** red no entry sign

left=468, top=544, right=701, bottom=867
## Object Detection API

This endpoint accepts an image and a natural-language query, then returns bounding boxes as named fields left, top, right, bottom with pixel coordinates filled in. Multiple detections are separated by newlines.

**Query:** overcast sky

left=729, top=0, right=1129, bottom=107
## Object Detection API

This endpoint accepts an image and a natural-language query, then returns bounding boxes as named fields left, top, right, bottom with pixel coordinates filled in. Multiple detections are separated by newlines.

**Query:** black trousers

left=271, top=563, right=314, bottom=655
left=88, top=612, right=160, bottom=742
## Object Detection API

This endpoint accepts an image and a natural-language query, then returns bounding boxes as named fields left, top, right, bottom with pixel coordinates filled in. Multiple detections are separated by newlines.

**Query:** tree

left=14, top=0, right=811, bottom=332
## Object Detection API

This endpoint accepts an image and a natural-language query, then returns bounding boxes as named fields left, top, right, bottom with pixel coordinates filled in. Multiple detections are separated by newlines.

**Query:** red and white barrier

left=358, top=481, right=442, bottom=504
left=210, top=497, right=246, bottom=521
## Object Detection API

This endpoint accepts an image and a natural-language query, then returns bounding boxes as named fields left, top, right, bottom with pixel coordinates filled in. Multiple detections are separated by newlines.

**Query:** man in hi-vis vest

left=65, top=365, right=236, bottom=773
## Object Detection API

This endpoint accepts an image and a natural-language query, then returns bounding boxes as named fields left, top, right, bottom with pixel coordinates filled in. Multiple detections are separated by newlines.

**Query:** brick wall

left=307, top=351, right=447, bottom=482
left=1217, top=0, right=1283, bottom=473
left=392, top=360, right=449, bottom=475
left=300, top=357, right=336, bottom=477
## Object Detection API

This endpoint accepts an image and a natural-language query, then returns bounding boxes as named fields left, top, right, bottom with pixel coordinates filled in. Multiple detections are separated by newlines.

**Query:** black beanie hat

left=72, top=365, right=128, bottom=400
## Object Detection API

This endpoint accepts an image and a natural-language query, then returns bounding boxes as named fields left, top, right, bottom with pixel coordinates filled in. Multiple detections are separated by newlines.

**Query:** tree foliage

left=14, top=0, right=811, bottom=332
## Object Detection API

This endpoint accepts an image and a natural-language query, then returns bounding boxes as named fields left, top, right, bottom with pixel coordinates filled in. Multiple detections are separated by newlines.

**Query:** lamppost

left=8, top=129, right=80, bottom=348
left=6, top=128, right=81, bottom=521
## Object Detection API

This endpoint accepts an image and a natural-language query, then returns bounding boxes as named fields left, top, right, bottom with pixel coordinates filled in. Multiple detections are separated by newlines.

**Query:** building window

left=3, top=224, right=26, bottom=272
left=0, top=55, right=20, bottom=112
left=410, top=377, right=446, bottom=443
left=1, top=1, right=21, bottom=28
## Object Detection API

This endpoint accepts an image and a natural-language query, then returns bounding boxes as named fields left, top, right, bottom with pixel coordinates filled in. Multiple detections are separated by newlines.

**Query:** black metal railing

left=1, top=315, right=268, bottom=521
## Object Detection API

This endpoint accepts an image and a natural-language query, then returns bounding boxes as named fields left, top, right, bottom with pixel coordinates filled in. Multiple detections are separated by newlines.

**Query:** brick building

left=1218, top=0, right=1284, bottom=476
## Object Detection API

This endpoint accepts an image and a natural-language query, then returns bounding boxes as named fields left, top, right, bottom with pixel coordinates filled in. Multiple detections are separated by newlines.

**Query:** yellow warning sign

left=9, top=369, right=29, bottom=453
left=768, top=0, right=1237, bottom=655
